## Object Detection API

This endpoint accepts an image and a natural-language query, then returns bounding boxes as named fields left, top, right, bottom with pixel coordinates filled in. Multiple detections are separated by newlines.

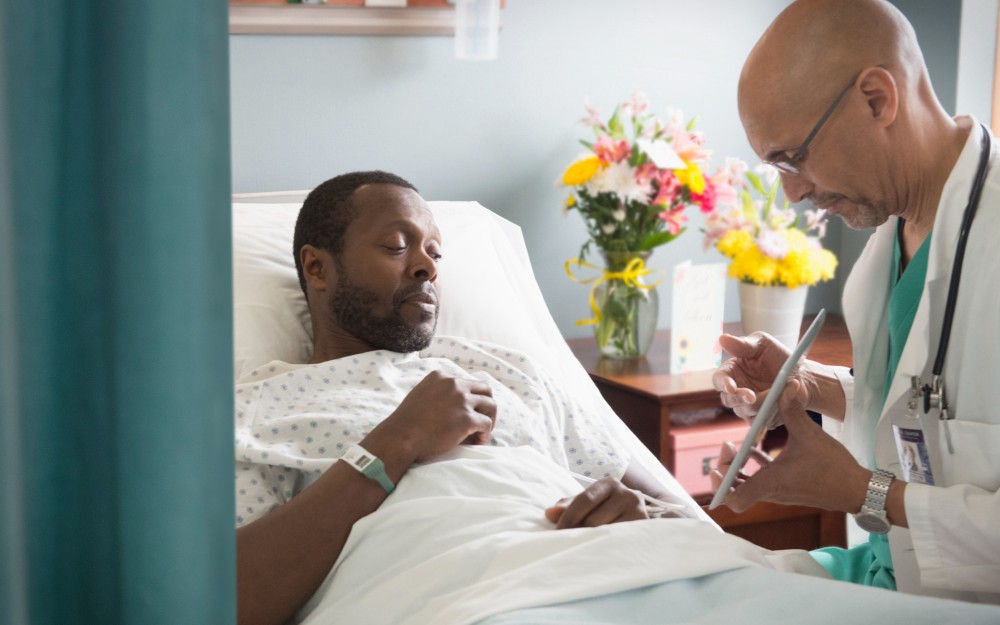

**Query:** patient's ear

left=300, top=244, right=336, bottom=294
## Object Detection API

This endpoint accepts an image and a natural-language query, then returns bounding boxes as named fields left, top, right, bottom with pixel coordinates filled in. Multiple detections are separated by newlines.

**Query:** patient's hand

left=364, top=370, right=497, bottom=467
left=545, top=478, right=648, bottom=529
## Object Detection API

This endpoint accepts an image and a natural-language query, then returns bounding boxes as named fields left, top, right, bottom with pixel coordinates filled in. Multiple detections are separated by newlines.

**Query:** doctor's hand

left=545, top=478, right=648, bottom=529
left=710, top=380, right=868, bottom=514
left=713, top=332, right=814, bottom=424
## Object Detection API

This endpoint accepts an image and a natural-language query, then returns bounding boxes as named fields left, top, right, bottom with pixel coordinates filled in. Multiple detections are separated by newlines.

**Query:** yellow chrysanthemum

left=562, top=156, right=602, bottom=186
left=565, top=195, right=577, bottom=208
left=729, top=246, right=779, bottom=285
left=784, top=228, right=809, bottom=248
left=779, top=248, right=814, bottom=289
left=674, top=160, right=706, bottom=194
left=716, top=229, right=753, bottom=259
left=704, top=159, right=839, bottom=288
left=816, top=248, right=838, bottom=280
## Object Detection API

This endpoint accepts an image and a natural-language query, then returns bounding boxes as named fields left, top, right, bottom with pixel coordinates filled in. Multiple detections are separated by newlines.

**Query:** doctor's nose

left=778, top=171, right=813, bottom=204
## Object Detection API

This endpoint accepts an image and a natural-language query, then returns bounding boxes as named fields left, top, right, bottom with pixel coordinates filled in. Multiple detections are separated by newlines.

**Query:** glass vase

left=592, top=250, right=659, bottom=359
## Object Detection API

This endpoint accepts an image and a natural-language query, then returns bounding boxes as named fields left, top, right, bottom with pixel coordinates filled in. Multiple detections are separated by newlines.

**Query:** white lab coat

left=837, top=117, right=1000, bottom=603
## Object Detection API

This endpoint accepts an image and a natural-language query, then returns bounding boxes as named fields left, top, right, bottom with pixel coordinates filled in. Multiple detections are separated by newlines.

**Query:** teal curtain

left=1, top=1, right=234, bottom=624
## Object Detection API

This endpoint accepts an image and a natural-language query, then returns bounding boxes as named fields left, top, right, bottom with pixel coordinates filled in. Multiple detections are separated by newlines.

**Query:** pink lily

left=593, top=135, right=630, bottom=164
left=580, top=100, right=605, bottom=129
left=658, top=207, right=688, bottom=235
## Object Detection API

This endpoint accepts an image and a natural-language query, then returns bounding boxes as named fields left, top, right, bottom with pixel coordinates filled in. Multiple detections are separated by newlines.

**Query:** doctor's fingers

left=720, top=389, right=765, bottom=421
left=711, top=442, right=770, bottom=489
left=775, top=380, right=811, bottom=432
left=718, top=439, right=770, bottom=468
left=712, top=357, right=748, bottom=393
left=718, top=470, right=769, bottom=513
left=718, top=333, right=760, bottom=360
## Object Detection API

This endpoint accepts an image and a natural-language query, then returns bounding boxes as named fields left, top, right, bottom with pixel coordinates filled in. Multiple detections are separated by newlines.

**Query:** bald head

left=739, top=0, right=929, bottom=141
left=736, top=0, right=967, bottom=232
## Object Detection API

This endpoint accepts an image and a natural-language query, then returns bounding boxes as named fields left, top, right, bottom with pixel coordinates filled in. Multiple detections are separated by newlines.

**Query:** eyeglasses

left=764, top=75, right=857, bottom=175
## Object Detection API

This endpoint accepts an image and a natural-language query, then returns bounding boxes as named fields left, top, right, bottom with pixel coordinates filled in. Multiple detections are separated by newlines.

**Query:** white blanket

left=296, top=446, right=826, bottom=625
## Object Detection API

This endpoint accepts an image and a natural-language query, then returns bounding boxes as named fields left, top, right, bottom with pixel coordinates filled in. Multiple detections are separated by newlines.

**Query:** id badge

left=892, top=424, right=934, bottom=484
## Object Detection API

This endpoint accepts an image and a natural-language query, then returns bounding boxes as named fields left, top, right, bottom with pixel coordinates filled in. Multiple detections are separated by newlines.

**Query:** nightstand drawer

left=668, top=416, right=749, bottom=497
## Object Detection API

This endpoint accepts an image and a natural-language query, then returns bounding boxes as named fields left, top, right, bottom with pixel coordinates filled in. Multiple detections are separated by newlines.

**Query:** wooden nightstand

left=567, top=313, right=852, bottom=551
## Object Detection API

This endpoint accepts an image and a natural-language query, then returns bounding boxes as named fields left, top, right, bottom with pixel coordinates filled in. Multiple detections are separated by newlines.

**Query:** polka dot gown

left=234, top=337, right=627, bottom=526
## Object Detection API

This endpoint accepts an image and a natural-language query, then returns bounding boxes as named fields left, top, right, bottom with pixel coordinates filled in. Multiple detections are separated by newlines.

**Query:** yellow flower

left=705, top=158, right=839, bottom=288
left=784, top=228, right=809, bottom=248
left=562, top=156, right=602, bottom=186
left=729, top=246, right=779, bottom=285
left=674, top=160, right=705, bottom=194
left=816, top=248, right=838, bottom=280
left=780, top=248, right=813, bottom=289
left=716, top=229, right=753, bottom=259
left=565, top=195, right=577, bottom=208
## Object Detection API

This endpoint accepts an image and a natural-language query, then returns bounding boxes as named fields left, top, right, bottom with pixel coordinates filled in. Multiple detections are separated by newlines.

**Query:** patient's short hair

left=293, top=170, right=418, bottom=297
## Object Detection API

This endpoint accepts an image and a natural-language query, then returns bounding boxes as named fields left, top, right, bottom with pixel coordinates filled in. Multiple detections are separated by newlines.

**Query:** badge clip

left=919, top=374, right=954, bottom=454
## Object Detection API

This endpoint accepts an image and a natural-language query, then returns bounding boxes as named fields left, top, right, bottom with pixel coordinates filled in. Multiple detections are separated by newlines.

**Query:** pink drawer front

left=669, top=417, right=750, bottom=497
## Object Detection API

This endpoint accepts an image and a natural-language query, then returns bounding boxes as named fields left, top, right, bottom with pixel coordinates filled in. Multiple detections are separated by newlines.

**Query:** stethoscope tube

left=921, top=123, right=993, bottom=429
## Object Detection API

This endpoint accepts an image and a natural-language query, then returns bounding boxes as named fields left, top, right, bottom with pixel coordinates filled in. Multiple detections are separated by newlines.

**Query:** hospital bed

left=232, top=192, right=1000, bottom=625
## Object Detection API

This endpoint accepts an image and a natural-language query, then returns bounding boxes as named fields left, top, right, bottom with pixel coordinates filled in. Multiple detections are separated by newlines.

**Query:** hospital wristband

left=340, top=444, right=395, bottom=494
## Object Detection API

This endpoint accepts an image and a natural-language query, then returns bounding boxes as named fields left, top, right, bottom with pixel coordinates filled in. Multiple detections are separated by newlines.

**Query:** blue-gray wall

left=231, top=0, right=993, bottom=339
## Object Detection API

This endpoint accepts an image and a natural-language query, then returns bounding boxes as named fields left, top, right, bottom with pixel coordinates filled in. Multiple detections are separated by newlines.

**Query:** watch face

left=855, top=512, right=890, bottom=535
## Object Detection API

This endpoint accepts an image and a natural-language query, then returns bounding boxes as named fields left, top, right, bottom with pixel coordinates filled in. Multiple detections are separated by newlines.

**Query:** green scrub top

left=812, top=221, right=931, bottom=590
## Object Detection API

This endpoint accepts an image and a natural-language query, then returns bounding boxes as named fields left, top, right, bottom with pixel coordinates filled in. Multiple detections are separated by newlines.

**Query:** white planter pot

left=738, top=282, right=808, bottom=349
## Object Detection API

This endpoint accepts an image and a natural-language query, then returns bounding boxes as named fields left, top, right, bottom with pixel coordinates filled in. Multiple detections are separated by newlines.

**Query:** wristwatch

left=341, top=444, right=395, bottom=494
left=853, top=468, right=894, bottom=534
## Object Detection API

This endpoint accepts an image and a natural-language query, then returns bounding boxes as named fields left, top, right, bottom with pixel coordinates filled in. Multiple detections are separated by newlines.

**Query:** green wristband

left=341, top=444, right=395, bottom=494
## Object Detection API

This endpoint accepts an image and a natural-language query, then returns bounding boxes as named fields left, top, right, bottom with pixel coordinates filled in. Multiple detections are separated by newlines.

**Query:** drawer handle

left=702, top=455, right=719, bottom=476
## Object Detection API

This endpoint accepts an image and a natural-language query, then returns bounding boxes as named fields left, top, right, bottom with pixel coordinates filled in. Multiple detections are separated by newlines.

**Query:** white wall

left=230, top=0, right=991, bottom=339
left=957, top=0, right=998, bottom=123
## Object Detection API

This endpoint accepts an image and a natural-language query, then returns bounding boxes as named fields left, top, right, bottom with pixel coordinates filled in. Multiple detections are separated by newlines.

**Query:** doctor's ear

left=857, top=66, right=898, bottom=128
left=300, top=244, right=337, bottom=293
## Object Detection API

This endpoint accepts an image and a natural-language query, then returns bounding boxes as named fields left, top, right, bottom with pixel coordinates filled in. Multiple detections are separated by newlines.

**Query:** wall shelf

left=229, top=3, right=455, bottom=36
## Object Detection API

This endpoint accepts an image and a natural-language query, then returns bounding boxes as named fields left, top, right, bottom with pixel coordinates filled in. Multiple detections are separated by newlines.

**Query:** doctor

left=711, top=0, right=1000, bottom=603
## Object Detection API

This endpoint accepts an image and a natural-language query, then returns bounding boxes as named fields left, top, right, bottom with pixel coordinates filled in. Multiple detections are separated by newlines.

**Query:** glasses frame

left=765, top=75, right=858, bottom=175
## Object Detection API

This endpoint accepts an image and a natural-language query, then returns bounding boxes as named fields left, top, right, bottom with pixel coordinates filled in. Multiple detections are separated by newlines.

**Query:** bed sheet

left=294, top=445, right=1000, bottom=625
left=475, top=566, right=1000, bottom=625
left=294, top=446, right=826, bottom=625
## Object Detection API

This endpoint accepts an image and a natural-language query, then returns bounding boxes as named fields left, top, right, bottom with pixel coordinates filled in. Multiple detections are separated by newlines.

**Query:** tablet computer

left=708, top=309, right=827, bottom=510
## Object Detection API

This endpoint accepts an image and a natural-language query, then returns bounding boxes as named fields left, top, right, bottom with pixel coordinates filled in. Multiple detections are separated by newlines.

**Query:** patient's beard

left=329, top=277, right=438, bottom=353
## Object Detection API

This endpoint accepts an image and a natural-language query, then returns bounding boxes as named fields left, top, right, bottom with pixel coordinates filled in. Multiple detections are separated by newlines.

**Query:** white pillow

left=231, top=196, right=709, bottom=520
left=232, top=200, right=558, bottom=379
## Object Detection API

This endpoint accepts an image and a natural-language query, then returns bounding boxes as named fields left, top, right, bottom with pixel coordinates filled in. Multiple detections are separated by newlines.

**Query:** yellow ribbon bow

left=564, top=256, right=661, bottom=326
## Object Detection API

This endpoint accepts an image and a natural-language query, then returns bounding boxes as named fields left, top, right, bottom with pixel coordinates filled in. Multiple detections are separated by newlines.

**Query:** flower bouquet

left=703, top=160, right=838, bottom=345
left=561, top=91, right=731, bottom=358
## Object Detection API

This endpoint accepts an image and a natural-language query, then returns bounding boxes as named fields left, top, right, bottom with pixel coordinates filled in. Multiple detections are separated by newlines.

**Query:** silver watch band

left=864, top=469, right=894, bottom=513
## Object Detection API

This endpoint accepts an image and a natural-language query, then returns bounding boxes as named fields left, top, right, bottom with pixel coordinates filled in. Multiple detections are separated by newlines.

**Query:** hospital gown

left=234, top=336, right=628, bottom=527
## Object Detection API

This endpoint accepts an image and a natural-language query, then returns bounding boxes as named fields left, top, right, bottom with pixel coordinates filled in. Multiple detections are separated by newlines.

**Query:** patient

left=235, top=170, right=685, bottom=625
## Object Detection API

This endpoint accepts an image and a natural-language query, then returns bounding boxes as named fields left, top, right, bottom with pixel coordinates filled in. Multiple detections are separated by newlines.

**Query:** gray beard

left=329, top=275, right=437, bottom=353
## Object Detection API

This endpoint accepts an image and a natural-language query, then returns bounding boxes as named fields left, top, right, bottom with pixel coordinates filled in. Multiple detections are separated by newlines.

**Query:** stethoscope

left=911, top=122, right=993, bottom=455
